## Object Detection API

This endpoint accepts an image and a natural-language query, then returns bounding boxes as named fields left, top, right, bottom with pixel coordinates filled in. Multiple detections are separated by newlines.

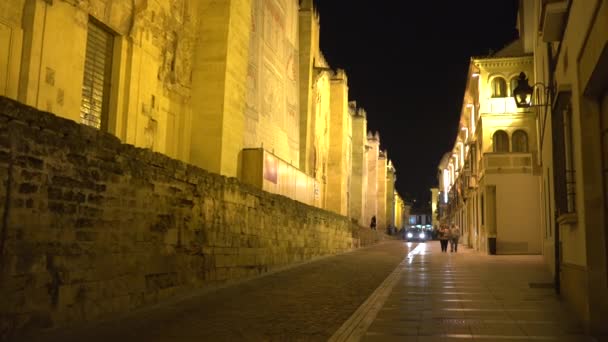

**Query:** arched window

left=491, top=77, right=507, bottom=98
left=512, top=130, right=529, bottom=152
left=510, top=77, right=519, bottom=96
left=493, top=130, right=509, bottom=152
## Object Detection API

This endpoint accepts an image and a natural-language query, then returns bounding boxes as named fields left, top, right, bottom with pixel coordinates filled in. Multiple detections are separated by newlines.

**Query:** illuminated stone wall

left=0, top=0, right=24, bottom=100
left=2, top=0, right=198, bottom=162
left=349, top=105, right=368, bottom=225
left=326, top=70, right=352, bottom=216
left=1, top=0, right=256, bottom=178
left=376, top=151, right=387, bottom=231
left=309, top=72, right=332, bottom=208
left=244, top=0, right=300, bottom=166
left=191, top=0, right=252, bottom=177
left=365, top=132, right=380, bottom=228
left=386, top=162, right=395, bottom=229
left=0, top=97, right=383, bottom=337
left=298, top=1, right=332, bottom=208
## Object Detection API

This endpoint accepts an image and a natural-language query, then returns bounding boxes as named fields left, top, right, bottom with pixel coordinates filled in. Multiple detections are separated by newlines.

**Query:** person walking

left=439, top=225, right=450, bottom=252
left=370, top=216, right=377, bottom=230
left=450, top=224, right=461, bottom=252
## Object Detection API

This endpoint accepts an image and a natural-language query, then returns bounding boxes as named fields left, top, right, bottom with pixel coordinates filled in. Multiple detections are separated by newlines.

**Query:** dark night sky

left=313, top=1, right=519, bottom=206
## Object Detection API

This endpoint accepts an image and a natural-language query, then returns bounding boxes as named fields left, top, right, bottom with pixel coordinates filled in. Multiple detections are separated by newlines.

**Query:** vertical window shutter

left=80, top=19, right=114, bottom=130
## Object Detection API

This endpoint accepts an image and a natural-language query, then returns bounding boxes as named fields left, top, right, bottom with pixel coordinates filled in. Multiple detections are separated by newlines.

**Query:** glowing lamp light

left=513, top=72, right=533, bottom=108
left=471, top=71, right=480, bottom=78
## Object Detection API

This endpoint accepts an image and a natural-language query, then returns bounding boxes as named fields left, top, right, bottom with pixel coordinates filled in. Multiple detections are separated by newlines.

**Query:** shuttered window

left=80, top=19, right=114, bottom=130
left=552, top=92, right=575, bottom=215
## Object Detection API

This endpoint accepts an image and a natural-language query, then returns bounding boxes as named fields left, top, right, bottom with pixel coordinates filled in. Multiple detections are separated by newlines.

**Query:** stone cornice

left=475, top=57, right=534, bottom=69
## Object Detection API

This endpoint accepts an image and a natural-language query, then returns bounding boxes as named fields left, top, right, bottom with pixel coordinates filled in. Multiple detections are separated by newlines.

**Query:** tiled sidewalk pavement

left=348, top=241, right=595, bottom=342
left=20, top=240, right=412, bottom=342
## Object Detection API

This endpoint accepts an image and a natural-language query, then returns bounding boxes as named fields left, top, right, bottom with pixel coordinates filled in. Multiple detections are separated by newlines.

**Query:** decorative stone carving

left=130, top=0, right=195, bottom=94
left=1, top=0, right=26, bottom=27
left=61, top=0, right=134, bottom=35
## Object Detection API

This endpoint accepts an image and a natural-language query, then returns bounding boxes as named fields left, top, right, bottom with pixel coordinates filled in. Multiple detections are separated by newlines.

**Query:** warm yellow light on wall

left=466, top=104, right=475, bottom=134
left=443, top=169, right=449, bottom=202
left=459, top=143, right=464, bottom=168
left=448, top=163, right=454, bottom=187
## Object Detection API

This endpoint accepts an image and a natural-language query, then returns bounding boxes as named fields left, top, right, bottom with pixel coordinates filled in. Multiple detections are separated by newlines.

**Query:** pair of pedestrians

left=438, top=224, right=460, bottom=252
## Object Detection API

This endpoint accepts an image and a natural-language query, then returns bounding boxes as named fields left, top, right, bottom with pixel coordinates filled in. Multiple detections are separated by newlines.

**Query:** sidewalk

left=334, top=241, right=595, bottom=342
left=19, top=241, right=412, bottom=342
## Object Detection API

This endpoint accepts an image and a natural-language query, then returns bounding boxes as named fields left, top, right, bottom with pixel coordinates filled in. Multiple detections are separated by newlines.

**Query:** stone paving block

left=337, top=242, right=596, bottom=342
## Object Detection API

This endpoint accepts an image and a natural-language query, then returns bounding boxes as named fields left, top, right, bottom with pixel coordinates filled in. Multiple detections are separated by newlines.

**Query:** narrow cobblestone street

left=19, top=240, right=596, bottom=342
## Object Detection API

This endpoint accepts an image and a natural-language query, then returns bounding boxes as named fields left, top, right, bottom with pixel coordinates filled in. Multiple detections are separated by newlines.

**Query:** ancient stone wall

left=0, top=97, right=381, bottom=337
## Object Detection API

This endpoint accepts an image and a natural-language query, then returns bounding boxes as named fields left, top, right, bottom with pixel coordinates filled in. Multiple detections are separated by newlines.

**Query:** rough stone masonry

left=0, top=96, right=381, bottom=339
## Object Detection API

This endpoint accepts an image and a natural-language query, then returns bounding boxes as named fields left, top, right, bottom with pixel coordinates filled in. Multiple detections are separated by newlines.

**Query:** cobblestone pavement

left=346, top=242, right=596, bottom=342
left=23, top=240, right=411, bottom=342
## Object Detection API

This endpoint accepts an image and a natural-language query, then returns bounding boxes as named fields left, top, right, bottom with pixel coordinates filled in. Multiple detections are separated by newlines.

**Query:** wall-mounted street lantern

left=512, top=72, right=553, bottom=108
left=513, top=72, right=534, bottom=107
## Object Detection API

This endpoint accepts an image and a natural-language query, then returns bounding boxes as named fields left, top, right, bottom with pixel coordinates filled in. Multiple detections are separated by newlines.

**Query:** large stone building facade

left=0, top=0, right=403, bottom=227
left=0, top=0, right=410, bottom=336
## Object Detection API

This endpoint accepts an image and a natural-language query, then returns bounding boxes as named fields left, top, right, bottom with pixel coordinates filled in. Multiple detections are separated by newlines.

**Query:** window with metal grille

left=80, top=19, right=114, bottom=130
left=552, top=91, right=575, bottom=215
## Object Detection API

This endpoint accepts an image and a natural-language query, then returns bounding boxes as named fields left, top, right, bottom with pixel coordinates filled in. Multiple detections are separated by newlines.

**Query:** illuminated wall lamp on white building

left=512, top=72, right=552, bottom=108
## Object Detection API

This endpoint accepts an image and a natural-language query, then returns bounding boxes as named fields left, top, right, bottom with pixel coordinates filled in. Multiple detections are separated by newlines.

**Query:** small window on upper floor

left=512, top=130, right=529, bottom=152
left=491, top=77, right=507, bottom=98
left=492, top=130, right=509, bottom=152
